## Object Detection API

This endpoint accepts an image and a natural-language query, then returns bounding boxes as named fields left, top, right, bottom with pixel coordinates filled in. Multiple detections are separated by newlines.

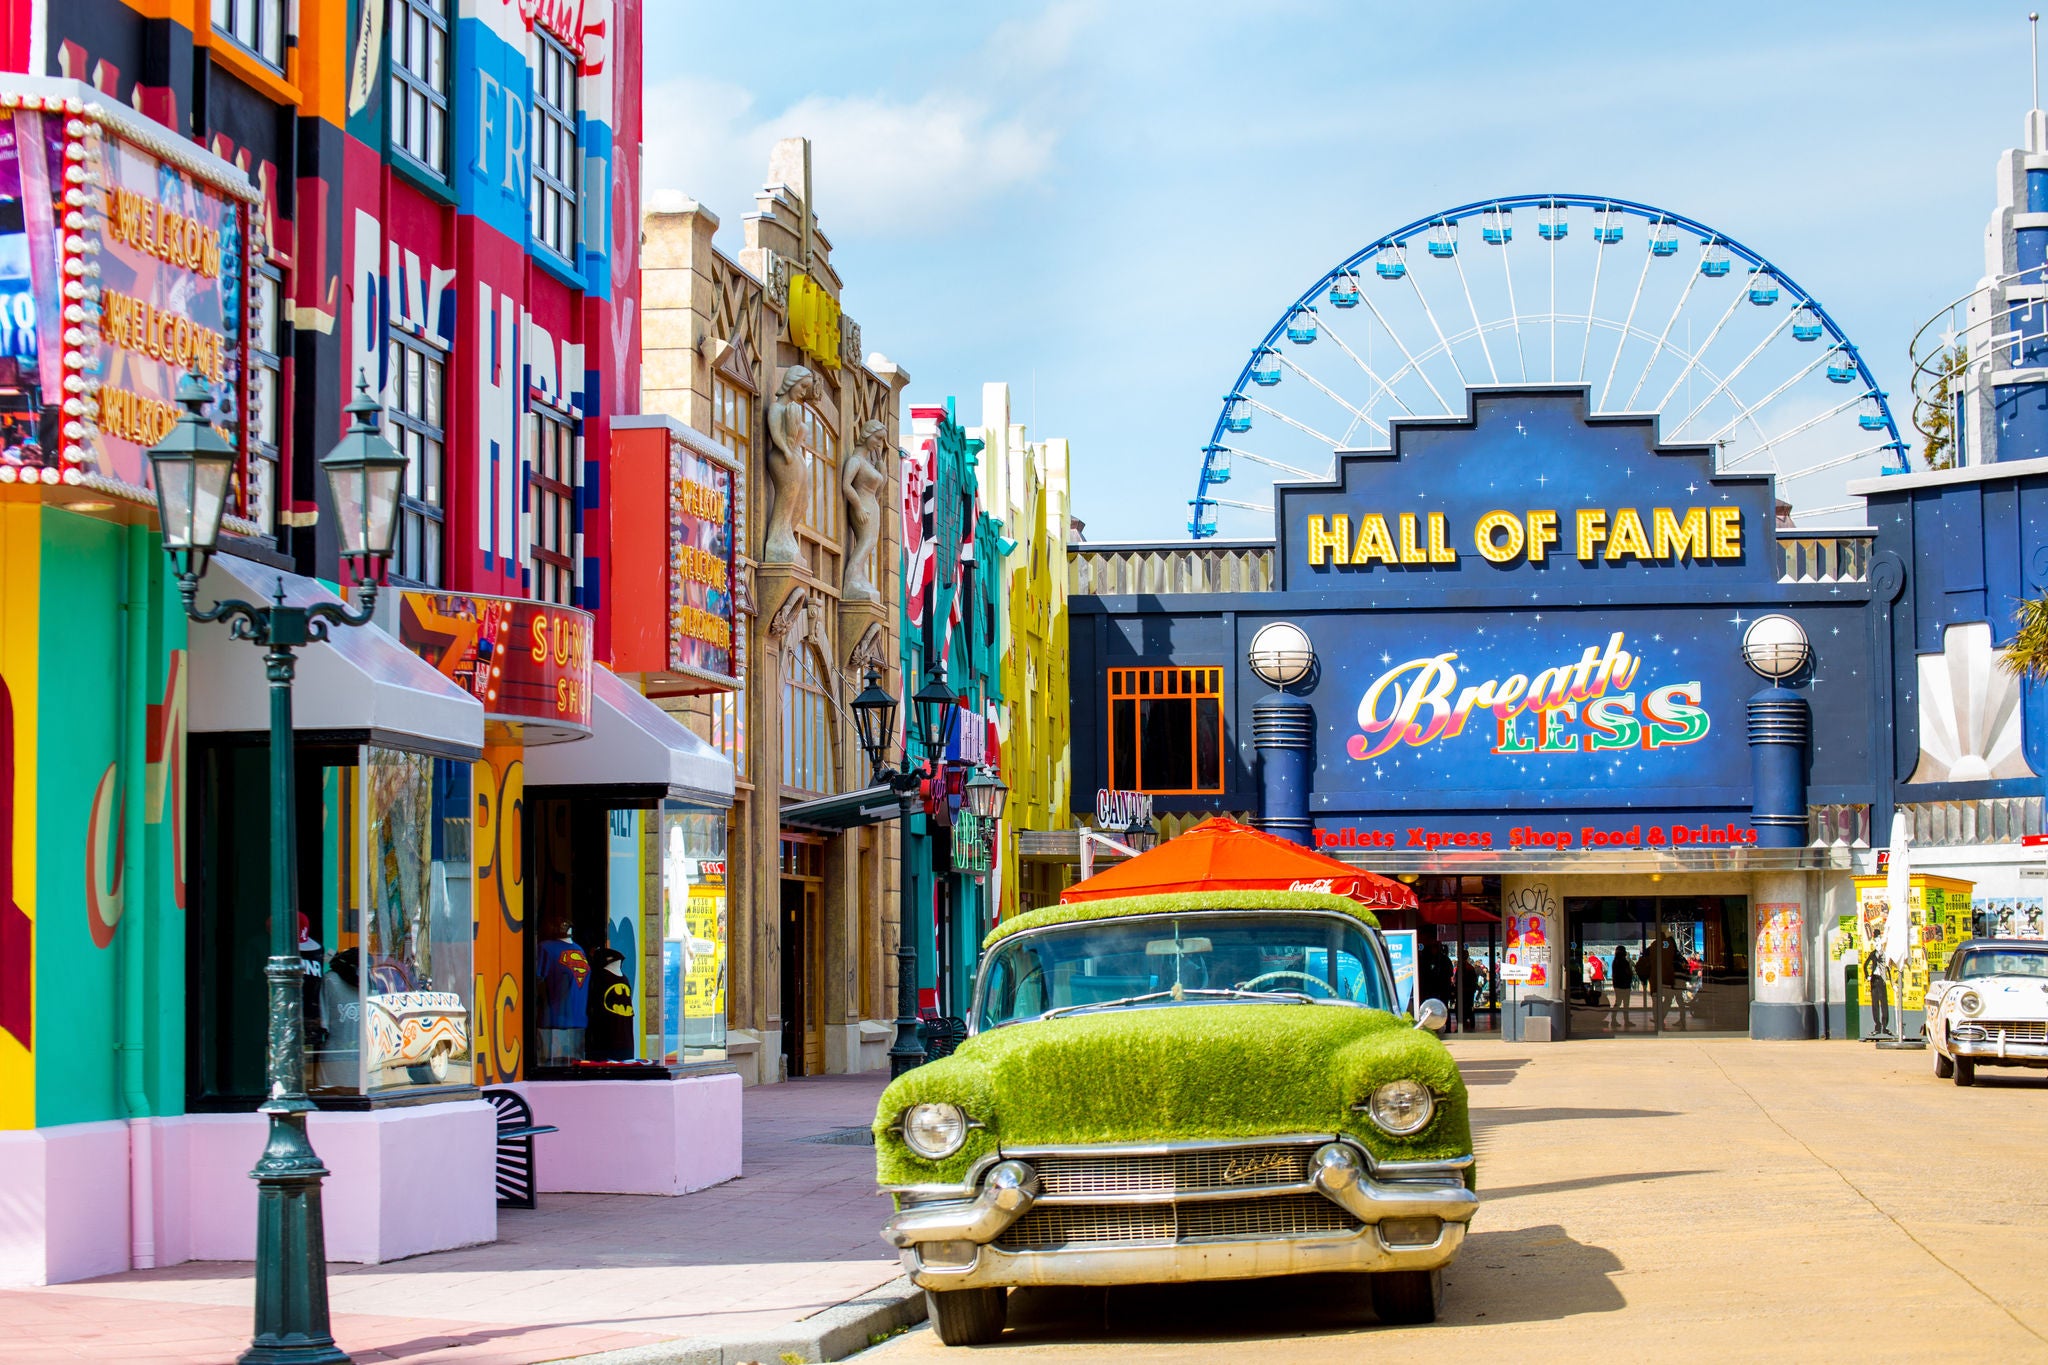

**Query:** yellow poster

left=683, top=886, right=727, bottom=1021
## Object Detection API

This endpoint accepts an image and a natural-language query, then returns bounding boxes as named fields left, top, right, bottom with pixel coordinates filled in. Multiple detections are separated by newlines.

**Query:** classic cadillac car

left=873, top=890, right=1477, bottom=1346
left=1926, top=939, right=2048, bottom=1086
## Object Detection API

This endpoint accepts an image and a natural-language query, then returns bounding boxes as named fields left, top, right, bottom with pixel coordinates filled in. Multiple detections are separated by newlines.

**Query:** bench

left=483, top=1088, right=559, bottom=1210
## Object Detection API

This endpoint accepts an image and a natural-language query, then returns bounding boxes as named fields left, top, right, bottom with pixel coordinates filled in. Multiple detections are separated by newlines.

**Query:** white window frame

left=389, top=0, right=450, bottom=176
left=528, top=29, right=580, bottom=264
left=211, top=0, right=286, bottom=70
left=387, top=331, right=448, bottom=588
left=529, top=404, right=577, bottom=604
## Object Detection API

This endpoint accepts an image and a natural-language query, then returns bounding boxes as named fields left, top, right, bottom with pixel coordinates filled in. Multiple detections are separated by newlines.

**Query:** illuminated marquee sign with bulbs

left=397, top=590, right=595, bottom=739
left=0, top=79, right=258, bottom=502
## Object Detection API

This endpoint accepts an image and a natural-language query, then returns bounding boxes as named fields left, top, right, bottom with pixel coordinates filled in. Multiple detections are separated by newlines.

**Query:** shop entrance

left=1565, top=895, right=1751, bottom=1036
left=779, top=836, right=827, bottom=1077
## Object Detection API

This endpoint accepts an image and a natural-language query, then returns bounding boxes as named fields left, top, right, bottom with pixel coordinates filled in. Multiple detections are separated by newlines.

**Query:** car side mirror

left=1415, top=999, right=1449, bottom=1033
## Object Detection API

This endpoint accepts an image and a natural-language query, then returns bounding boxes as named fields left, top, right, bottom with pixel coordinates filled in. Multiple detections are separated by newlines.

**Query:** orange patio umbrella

left=1061, top=816, right=1417, bottom=911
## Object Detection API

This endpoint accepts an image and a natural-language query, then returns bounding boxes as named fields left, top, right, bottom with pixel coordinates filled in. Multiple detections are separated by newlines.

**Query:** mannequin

left=538, top=919, right=591, bottom=1065
left=588, top=947, right=637, bottom=1062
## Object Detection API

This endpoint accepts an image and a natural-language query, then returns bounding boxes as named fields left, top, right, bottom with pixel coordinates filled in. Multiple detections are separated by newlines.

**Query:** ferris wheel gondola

left=1189, top=194, right=1906, bottom=539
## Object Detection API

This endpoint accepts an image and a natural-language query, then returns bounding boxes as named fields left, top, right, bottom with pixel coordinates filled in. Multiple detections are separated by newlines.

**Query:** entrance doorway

left=779, top=835, right=827, bottom=1077
left=1565, top=895, right=1751, bottom=1036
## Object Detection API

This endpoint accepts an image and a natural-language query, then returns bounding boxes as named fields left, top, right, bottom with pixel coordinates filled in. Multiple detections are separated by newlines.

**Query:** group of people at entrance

left=1584, top=929, right=1692, bottom=1031
left=1419, top=941, right=1486, bottom=1031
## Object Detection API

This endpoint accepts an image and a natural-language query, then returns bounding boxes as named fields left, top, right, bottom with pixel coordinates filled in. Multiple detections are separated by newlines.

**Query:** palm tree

left=2004, top=595, right=2048, bottom=679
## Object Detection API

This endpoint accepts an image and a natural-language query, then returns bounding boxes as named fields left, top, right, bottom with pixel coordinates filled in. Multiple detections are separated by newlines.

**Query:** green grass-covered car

left=873, top=889, right=1477, bottom=1346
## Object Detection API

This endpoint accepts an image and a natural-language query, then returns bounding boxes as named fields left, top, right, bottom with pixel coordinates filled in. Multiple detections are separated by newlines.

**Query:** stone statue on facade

left=841, top=418, right=890, bottom=603
left=763, top=365, right=819, bottom=565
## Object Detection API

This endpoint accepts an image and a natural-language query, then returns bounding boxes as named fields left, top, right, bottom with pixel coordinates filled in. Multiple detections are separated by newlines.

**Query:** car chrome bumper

left=1950, top=1034, right=2048, bottom=1063
left=883, top=1139, right=1477, bottom=1292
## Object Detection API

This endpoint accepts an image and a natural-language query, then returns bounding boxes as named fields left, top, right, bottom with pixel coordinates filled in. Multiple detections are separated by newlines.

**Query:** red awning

left=1061, top=817, right=1417, bottom=911
left=1416, top=899, right=1500, bottom=926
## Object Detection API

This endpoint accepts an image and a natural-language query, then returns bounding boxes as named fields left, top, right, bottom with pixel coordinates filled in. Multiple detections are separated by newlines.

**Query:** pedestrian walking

left=1608, top=943, right=1635, bottom=1029
left=1457, top=947, right=1481, bottom=1031
left=1645, top=929, right=1683, bottom=1029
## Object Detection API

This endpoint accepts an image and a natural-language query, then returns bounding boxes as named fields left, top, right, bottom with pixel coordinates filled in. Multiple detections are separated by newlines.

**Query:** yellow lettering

left=1709, top=506, right=1743, bottom=558
left=1426, top=512, right=1458, bottom=564
left=1606, top=507, right=1652, bottom=561
left=1575, top=508, right=1608, bottom=561
left=1527, top=509, right=1559, bottom=563
left=1352, top=514, right=1399, bottom=566
left=1652, top=506, right=1708, bottom=560
left=1306, top=514, right=1349, bottom=567
left=1475, top=510, right=1524, bottom=563
left=1396, top=513, right=1428, bottom=564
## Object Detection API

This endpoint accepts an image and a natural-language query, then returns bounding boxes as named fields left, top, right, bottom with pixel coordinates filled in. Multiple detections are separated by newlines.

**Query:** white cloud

left=638, top=3, right=1096, bottom=238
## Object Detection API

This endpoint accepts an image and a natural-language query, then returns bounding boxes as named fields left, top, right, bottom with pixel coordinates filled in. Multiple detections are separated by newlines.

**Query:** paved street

left=0, top=1073, right=898, bottom=1364
left=860, top=1038, right=2048, bottom=1363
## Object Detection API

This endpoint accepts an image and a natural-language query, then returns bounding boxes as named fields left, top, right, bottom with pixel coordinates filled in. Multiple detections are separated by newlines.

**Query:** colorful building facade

left=1, top=0, right=743, bottom=1289
left=639, top=146, right=912, bottom=1083
left=902, top=399, right=1007, bottom=1020
left=969, top=382, right=1074, bottom=919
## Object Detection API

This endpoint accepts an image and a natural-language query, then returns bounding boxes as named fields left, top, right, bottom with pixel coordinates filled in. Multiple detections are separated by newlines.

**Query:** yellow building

left=970, top=384, right=1075, bottom=916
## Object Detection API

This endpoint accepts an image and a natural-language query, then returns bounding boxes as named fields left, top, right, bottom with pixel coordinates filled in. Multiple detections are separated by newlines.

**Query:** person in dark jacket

left=1643, top=930, right=1685, bottom=1030
left=1419, top=940, right=1454, bottom=1014
left=1608, top=944, right=1636, bottom=1029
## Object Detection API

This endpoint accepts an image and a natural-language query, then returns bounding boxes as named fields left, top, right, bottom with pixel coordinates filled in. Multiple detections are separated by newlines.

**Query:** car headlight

left=901, top=1102, right=969, bottom=1158
left=1363, top=1079, right=1435, bottom=1136
left=1958, top=990, right=1983, bottom=1017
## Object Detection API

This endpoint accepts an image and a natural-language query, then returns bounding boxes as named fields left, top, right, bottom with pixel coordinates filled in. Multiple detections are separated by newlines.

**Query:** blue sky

left=644, top=2, right=2031, bottom=542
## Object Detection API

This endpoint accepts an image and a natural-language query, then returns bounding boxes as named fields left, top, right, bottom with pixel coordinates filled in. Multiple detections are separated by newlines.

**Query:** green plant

left=1917, top=342, right=1966, bottom=471
left=2006, top=594, right=2048, bottom=679
left=873, top=999, right=1470, bottom=1186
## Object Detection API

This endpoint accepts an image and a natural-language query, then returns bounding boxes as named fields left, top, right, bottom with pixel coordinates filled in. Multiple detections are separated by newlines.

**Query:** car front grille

left=997, top=1194, right=1359, bottom=1251
left=1984, top=1020, right=2048, bottom=1043
left=1031, top=1142, right=1321, bottom=1199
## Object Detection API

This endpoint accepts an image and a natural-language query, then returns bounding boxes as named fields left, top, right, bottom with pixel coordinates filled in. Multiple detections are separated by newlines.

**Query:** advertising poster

left=668, top=440, right=737, bottom=680
left=1503, top=913, right=1549, bottom=987
left=1976, top=895, right=2045, bottom=939
left=1755, top=903, right=1804, bottom=988
left=1383, top=929, right=1418, bottom=1014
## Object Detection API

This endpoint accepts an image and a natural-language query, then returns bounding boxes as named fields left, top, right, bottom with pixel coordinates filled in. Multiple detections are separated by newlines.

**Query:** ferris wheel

left=1190, top=194, right=1907, bottom=539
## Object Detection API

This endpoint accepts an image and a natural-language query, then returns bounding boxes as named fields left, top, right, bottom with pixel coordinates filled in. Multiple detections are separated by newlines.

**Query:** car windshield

left=1952, top=948, right=2048, bottom=980
left=976, top=912, right=1396, bottom=1029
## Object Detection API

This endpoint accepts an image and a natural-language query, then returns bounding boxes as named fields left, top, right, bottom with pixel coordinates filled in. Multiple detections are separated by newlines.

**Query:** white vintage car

left=1926, top=940, right=2048, bottom=1086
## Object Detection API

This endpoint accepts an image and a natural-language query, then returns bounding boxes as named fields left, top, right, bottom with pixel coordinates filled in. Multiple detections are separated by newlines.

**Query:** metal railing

left=1070, top=542, right=1276, bottom=596
left=1777, top=534, right=1872, bottom=584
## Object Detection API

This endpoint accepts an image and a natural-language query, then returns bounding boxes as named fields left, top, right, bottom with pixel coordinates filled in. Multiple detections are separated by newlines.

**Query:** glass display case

left=660, top=804, right=728, bottom=1065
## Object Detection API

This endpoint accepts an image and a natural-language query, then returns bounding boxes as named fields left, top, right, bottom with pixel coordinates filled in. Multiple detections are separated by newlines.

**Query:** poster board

left=1383, top=930, right=1418, bottom=1015
left=1852, top=874, right=1974, bottom=1012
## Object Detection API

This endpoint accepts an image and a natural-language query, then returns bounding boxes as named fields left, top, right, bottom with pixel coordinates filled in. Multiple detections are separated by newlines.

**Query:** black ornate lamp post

left=851, top=664, right=961, bottom=1077
left=149, top=374, right=407, bottom=1365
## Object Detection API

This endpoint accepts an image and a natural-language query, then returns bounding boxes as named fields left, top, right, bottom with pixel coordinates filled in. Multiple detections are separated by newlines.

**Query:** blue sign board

left=1067, top=387, right=1886, bottom=843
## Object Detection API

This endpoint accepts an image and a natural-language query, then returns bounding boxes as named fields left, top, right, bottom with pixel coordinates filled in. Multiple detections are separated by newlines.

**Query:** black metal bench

left=483, top=1088, right=558, bottom=1210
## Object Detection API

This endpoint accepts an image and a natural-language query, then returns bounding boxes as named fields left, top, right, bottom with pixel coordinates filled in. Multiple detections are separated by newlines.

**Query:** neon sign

left=1349, top=631, right=1710, bottom=763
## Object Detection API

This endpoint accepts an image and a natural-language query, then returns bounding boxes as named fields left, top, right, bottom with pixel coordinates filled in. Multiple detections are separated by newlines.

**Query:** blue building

left=1071, top=385, right=1876, bottom=1042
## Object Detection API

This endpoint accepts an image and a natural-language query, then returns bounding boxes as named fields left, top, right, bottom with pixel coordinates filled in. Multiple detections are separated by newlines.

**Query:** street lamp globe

left=146, top=372, right=238, bottom=577
left=1742, top=614, right=1811, bottom=681
left=911, top=670, right=959, bottom=762
left=1248, top=620, right=1315, bottom=688
left=850, top=665, right=899, bottom=777
left=964, top=765, right=1008, bottom=820
left=323, top=374, right=410, bottom=572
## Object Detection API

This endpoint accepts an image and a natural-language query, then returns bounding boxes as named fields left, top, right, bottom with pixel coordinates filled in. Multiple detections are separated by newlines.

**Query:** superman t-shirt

left=539, top=938, right=591, bottom=1028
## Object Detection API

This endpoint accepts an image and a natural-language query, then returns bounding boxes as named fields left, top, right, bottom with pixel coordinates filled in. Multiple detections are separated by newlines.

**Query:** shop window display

left=661, top=805, right=729, bottom=1064
left=524, top=797, right=726, bottom=1073
left=193, top=744, right=474, bottom=1107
